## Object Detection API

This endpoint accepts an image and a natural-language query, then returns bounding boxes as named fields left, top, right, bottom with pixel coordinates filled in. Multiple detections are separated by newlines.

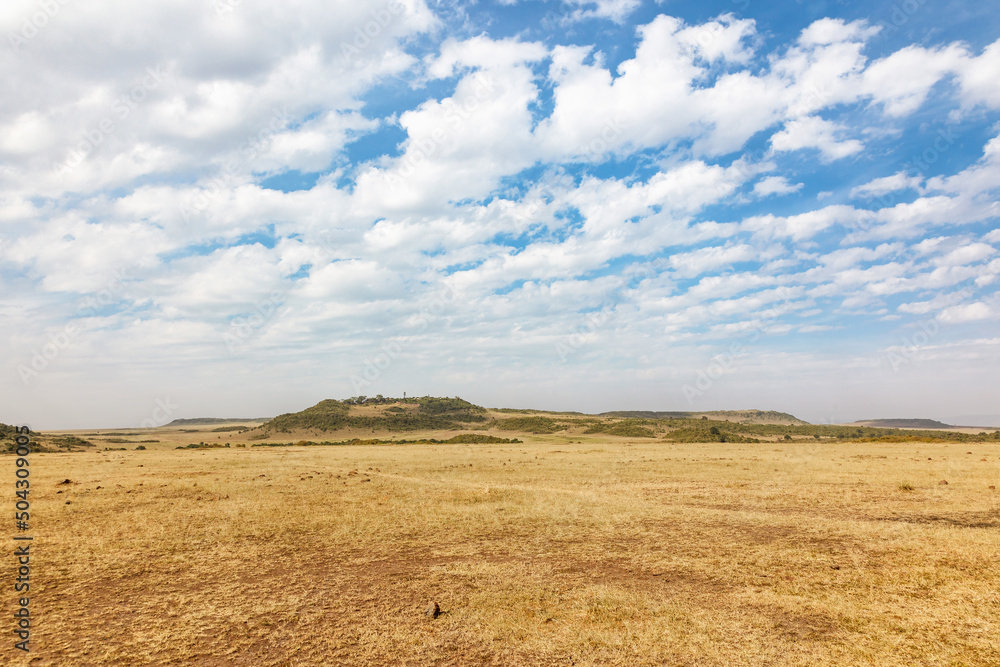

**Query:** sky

left=2, top=0, right=1000, bottom=429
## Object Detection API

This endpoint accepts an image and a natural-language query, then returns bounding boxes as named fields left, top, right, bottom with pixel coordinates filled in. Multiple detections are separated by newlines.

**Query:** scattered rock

left=989, top=486, right=996, bottom=490
left=425, top=602, right=440, bottom=619
left=57, top=479, right=73, bottom=485
left=938, top=480, right=949, bottom=485
left=830, top=565, right=841, bottom=570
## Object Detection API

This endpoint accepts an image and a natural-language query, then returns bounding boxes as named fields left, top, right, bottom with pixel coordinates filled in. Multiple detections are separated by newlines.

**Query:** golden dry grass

left=3, top=438, right=1000, bottom=665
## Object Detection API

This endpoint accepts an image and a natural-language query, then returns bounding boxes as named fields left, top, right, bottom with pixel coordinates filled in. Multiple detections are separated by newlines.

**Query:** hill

left=167, top=417, right=269, bottom=425
left=260, top=396, right=488, bottom=434
left=853, top=419, right=953, bottom=429
left=600, top=409, right=806, bottom=425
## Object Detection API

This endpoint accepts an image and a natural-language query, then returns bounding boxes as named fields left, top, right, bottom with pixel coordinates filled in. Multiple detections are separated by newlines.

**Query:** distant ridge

left=167, top=417, right=270, bottom=425
left=853, top=418, right=953, bottom=429
left=600, top=409, right=807, bottom=424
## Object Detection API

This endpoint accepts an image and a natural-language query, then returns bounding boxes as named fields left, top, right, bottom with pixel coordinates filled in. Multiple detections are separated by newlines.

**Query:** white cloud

left=753, top=175, right=803, bottom=197
left=797, top=18, right=880, bottom=46
left=850, top=172, right=922, bottom=199
left=427, top=35, right=548, bottom=78
left=667, top=243, right=757, bottom=278
left=955, top=39, right=1000, bottom=111
left=938, top=302, right=994, bottom=323
left=675, top=14, right=757, bottom=63
left=935, top=243, right=996, bottom=267
left=561, top=0, right=641, bottom=24
left=0, top=111, right=56, bottom=155
left=770, top=116, right=863, bottom=161
left=861, top=44, right=967, bottom=117
left=743, top=205, right=858, bottom=241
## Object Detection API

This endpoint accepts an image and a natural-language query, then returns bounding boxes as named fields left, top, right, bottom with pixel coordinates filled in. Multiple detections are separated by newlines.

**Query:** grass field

left=4, top=436, right=1000, bottom=665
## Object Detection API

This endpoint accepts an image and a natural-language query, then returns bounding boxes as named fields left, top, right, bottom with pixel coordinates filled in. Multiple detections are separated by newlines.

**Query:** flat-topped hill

left=261, top=396, right=488, bottom=434
left=853, top=419, right=953, bottom=429
left=167, top=417, right=269, bottom=425
left=600, top=409, right=806, bottom=425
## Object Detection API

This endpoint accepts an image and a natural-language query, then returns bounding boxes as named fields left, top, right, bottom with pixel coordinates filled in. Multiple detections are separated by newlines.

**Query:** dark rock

left=425, top=602, right=440, bottom=619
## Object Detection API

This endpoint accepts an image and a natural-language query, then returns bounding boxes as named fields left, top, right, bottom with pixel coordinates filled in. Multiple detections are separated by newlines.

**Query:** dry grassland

left=3, top=438, right=999, bottom=665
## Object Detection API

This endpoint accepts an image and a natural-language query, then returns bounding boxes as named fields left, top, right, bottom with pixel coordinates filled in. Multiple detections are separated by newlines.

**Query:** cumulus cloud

left=850, top=172, right=922, bottom=199
left=770, top=116, right=864, bottom=161
left=938, top=302, right=994, bottom=323
left=2, top=4, right=1000, bottom=427
left=561, top=0, right=642, bottom=24
left=753, top=176, right=803, bottom=197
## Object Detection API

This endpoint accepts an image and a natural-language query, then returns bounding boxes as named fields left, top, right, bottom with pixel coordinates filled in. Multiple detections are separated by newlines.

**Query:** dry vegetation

left=3, top=428, right=1000, bottom=666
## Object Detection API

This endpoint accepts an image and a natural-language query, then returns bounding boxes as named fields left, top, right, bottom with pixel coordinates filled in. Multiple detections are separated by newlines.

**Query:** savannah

left=4, top=398, right=999, bottom=665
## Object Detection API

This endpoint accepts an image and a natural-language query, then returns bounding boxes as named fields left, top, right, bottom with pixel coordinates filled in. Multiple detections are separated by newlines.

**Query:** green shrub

left=585, top=422, right=656, bottom=438
left=495, top=417, right=562, bottom=433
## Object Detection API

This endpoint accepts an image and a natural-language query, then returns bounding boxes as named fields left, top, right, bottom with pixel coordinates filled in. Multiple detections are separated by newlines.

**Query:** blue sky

left=1, top=0, right=999, bottom=428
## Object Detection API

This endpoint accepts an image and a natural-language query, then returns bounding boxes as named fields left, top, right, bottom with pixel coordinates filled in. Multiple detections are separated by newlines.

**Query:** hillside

left=259, top=396, right=488, bottom=434
left=853, top=419, right=953, bottom=429
left=167, top=417, right=269, bottom=425
left=600, top=409, right=806, bottom=425
left=239, top=398, right=1000, bottom=446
